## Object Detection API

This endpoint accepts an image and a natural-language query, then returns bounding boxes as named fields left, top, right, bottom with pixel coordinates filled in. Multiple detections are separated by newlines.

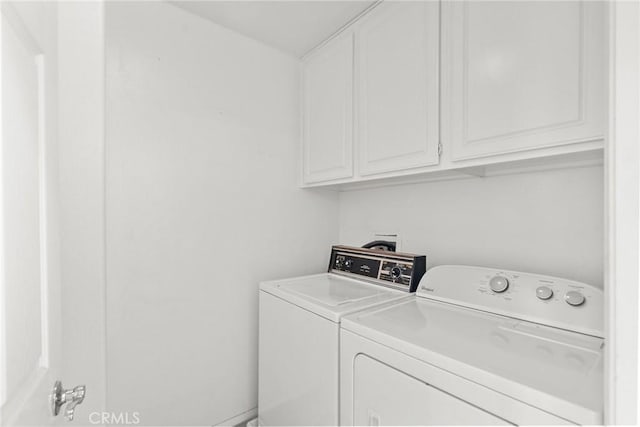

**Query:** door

left=1, top=2, right=63, bottom=425
left=443, top=1, right=605, bottom=161
left=356, top=1, right=440, bottom=176
left=302, top=32, right=354, bottom=184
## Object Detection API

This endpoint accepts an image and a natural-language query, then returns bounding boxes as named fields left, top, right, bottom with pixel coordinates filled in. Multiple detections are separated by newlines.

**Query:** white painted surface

left=356, top=1, right=439, bottom=176
left=105, top=2, right=338, bottom=425
left=339, top=166, right=603, bottom=287
left=303, top=0, right=604, bottom=188
left=605, top=0, right=640, bottom=423
left=170, top=1, right=374, bottom=57
left=0, top=1, right=62, bottom=425
left=57, top=2, right=107, bottom=423
left=302, top=32, right=354, bottom=184
left=443, top=0, right=604, bottom=161
left=2, top=3, right=44, bottom=403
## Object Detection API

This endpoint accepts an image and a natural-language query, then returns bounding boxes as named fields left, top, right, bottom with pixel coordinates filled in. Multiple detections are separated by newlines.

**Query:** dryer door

left=353, top=354, right=511, bottom=426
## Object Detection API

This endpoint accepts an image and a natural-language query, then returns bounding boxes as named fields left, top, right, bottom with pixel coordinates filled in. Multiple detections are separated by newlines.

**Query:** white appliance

left=340, top=265, right=604, bottom=425
left=258, top=245, right=426, bottom=426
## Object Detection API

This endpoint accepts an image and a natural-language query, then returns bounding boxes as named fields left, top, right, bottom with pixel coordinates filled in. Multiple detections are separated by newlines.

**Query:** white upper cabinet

left=302, top=33, right=354, bottom=184
left=442, top=1, right=605, bottom=161
left=301, top=0, right=605, bottom=187
left=356, top=1, right=440, bottom=176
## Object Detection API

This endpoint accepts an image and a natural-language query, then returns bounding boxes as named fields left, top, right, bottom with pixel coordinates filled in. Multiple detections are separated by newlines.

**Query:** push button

left=564, top=291, right=585, bottom=307
left=536, top=286, right=553, bottom=300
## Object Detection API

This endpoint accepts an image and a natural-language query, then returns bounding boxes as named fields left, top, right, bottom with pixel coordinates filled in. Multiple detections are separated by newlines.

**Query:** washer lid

left=260, top=273, right=408, bottom=322
left=341, top=298, right=603, bottom=425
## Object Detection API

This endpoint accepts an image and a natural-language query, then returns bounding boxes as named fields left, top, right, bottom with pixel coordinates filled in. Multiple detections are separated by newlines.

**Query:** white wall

left=606, top=0, right=640, bottom=421
left=104, top=2, right=338, bottom=425
left=58, top=1, right=107, bottom=422
left=339, top=166, right=604, bottom=287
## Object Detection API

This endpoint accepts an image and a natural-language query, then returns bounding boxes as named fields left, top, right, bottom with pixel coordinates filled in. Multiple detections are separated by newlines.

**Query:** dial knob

left=335, top=258, right=344, bottom=268
left=390, top=266, right=402, bottom=279
left=536, top=286, right=554, bottom=300
left=489, top=276, right=509, bottom=293
left=564, top=291, right=585, bottom=307
left=344, top=259, right=354, bottom=269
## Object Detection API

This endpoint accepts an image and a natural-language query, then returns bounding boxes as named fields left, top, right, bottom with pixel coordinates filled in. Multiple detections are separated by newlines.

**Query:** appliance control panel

left=417, top=265, right=603, bottom=337
left=328, top=245, right=426, bottom=292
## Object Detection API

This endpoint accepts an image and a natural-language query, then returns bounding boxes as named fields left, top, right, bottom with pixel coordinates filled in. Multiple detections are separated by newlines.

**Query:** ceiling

left=170, top=1, right=376, bottom=57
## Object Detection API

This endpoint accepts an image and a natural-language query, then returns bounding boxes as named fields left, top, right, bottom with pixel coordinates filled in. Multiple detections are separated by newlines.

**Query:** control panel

left=417, top=265, right=603, bottom=337
left=328, top=245, right=426, bottom=292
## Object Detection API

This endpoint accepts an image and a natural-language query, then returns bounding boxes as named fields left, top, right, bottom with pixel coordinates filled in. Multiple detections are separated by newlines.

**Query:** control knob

left=390, top=266, right=402, bottom=280
left=344, top=259, right=354, bottom=269
left=564, top=291, right=585, bottom=307
left=536, top=286, right=554, bottom=300
left=489, top=276, right=509, bottom=293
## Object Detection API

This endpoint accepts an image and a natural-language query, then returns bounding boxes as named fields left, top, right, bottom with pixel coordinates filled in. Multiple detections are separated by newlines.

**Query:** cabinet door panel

left=302, top=34, right=354, bottom=184
left=357, top=2, right=439, bottom=176
left=444, top=1, right=604, bottom=161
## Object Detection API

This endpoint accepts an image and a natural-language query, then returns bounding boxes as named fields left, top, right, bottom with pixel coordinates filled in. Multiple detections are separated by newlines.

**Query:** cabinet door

left=356, top=1, right=440, bottom=176
left=443, top=1, right=604, bottom=161
left=302, top=33, right=354, bottom=184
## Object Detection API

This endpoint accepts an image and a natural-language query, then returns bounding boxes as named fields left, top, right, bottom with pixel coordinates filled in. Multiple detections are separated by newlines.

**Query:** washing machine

left=258, top=245, right=426, bottom=426
left=340, top=265, right=603, bottom=425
